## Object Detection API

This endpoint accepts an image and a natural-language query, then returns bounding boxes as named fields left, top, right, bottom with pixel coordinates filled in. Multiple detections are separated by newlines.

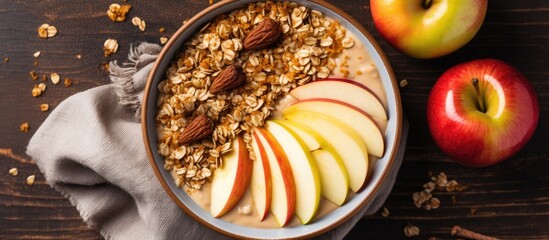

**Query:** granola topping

left=156, top=1, right=354, bottom=190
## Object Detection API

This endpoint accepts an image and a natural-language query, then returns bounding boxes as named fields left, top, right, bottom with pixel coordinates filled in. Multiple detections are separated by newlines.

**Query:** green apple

left=265, top=121, right=321, bottom=224
left=210, top=136, right=253, bottom=218
left=283, top=111, right=369, bottom=192
left=273, top=120, right=349, bottom=206
left=249, top=131, right=272, bottom=221
left=370, top=0, right=488, bottom=59
left=252, top=128, right=296, bottom=227
left=285, top=99, right=385, bottom=157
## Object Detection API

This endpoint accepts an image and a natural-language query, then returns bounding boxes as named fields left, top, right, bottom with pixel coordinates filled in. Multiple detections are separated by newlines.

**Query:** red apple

left=370, top=0, right=488, bottom=59
left=427, top=59, right=539, bottom=167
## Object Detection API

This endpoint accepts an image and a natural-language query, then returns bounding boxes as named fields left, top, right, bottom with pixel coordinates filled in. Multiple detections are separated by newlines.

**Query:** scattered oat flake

left=31, top=85, right=42, bottom=97
left=160, top=37, right=168, bottom=44
left=26, top=175, right=35, bottom=185
left=40, top=104, right=50, bottom=112
left=76, top=54, right=82, bottom=59
left=9, top=168, right=18, bottom=176
left=404, top=224, right=420, bottom=237
left=50, top=73, right=60, bottom=84
left=159, top=27, right=165, bottom=33
left=103, top=38, right=119, bottom=57
left=381, top=207, right=390, bottom=217
left=38, top=23, right=57, bottom=39
left=38, top=83, right=46, bottom=92
left=64, top=78, right=72, bottom=87
left=132, top=17, right=146, bottom=31
left=33, top=51, right=41, bottom=58
left=3, top=57, right=8, bottom=63
left=30, top=71, right=38, bottom=81
left=400, top=79, right=408, bottom=87
left=107, top=3, right=131, bottom=22
left=20, top=122, right=29, bottom=132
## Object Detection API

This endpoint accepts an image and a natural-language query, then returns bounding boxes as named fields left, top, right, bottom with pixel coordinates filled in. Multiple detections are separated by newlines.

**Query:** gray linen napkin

left=27, top=43, right=408, bottom=240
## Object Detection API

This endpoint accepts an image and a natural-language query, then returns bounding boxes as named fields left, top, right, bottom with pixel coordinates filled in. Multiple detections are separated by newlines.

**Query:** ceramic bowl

left=142, top=0, right=402, bottom=238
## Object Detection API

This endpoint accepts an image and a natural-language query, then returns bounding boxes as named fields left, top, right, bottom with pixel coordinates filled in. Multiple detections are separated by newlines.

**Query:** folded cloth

left=27, top=43, right=408, bottom=240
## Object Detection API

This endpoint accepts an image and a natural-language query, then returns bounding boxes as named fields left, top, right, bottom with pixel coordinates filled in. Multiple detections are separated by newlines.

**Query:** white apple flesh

left=284, top=111, right=369, bottom=192
left=253, top=129, right=296, bottom=227
left=249, top=131, right=272, bottom=221
left=273, top=120, right=349, bottom=205
left=265, top=121, right=321, bottom=224
left=210, top=136, right=253, bottom=218
left=285, top=99, right=385, bottom=157
left=290, top=79, right=387, bottom=127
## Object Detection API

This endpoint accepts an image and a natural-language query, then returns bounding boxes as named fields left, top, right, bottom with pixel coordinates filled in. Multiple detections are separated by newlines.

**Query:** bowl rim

left=141, top=0, right=402, bottom=239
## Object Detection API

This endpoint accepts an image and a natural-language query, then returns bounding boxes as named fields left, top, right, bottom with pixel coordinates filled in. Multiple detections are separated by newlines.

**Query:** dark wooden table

left=1, top=1, right=547, bottom=239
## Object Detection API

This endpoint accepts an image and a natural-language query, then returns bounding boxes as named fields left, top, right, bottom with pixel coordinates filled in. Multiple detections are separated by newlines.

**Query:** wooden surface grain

left=0, top=0, right=547, bottom=239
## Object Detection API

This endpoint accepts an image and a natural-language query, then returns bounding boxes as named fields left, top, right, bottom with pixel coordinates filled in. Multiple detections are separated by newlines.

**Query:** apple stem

left=423, top=0, right=433, bottom=9
left=472, top=78, right=485, bottom=113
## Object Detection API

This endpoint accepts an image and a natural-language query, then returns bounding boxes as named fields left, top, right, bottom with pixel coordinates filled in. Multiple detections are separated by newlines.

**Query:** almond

left=179, top=114, right=214, bottom=145
left=243, top=18, right=281, bottom=50
left=210, top=64, right=246, bottom=94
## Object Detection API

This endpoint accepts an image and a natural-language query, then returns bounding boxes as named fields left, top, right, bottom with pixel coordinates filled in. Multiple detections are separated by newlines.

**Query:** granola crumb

left=159, top=27, right=165, bottom=33
left=41, top=74, right=47, bottom=82
left=160, top=37, right=168, bottom=44
left=470, top=207, right=478, bottom=215
left=38, top=23, right=57, bottom=39
left=9, top=168, right=18, bottom=176
left=3, top=57, right=8, bottom=63
left=103, top=38, right=119, bottom=57
left=76, top=54, right=82, bottom=59
left=404, top=223, right=420, bottom=237
left=400, top=79, right=408, bottom=88
left=20, top=122, right=29, bottom=132
left=100, top=62, right=110, bottom=73
left=381, top=207, right=390, bottom=217
left=34, top=59, right=39, bottom=66
left=107, top=3, right=131, bottom=22
left=412, top=172, right=465, bottom=210
left=33, top=51, right=41, bottom=58
left=64, top=78, right=72, bottom=87
left=40, top=104, right=50, bottom=112
left=30, top=71, right=38, bottom=81
left=31, top=85, right=42, bottom=97
left=50, top=73, right=60, bottom=84
left=26, top=175, right=35, bottom=185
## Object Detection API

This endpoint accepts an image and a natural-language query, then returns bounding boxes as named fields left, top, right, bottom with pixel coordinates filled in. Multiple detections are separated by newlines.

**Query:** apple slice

left=273, top=120, right=349, bottom=205
left=285, top=99, right=385, bottom=157
left=249, top=131, right=272, bottom=221
left=289, top=79, right=387, bottom=125
left=210, top=136, right=253, bottom=218
left=284, top=110, right=369, bottom=192
left=265, top=121, right=321, bottom=224
left=253, top=128, right=296, bottom=227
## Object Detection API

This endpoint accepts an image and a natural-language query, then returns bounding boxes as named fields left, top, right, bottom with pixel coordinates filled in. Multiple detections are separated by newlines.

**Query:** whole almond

left=243, top=18, right=281, bottom=50
left=210, top=64, right=246, bottom=94
left=179, top=114, right=214, bottom=145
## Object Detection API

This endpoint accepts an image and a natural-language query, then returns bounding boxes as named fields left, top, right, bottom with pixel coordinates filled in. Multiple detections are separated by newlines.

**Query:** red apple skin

left=251, top=132, right=272, bottom=221
left=255, top=128, right=296, bottom=226
left=370, top=0, right=488, bottom=59
left=427, top=59, right=539, bottom=167
left=213, top=137, right=253, bottom=217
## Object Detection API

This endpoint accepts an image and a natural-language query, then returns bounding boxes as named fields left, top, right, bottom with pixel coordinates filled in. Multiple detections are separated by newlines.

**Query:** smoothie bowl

left=142, top=0, right=402, bottom=238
